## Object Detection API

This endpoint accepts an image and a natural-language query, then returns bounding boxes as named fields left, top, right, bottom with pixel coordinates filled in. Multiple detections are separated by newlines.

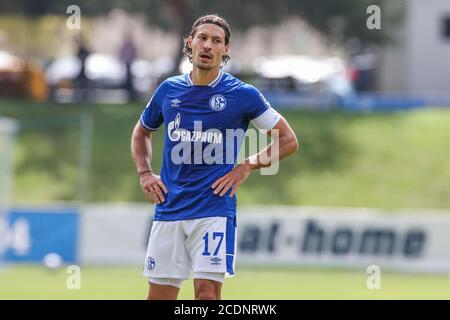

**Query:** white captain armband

left=250, top=107, right=282, bottom=130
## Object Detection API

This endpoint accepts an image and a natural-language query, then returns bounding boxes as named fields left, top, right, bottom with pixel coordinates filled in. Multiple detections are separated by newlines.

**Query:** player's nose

left=202, top=39, right=212, bottom=50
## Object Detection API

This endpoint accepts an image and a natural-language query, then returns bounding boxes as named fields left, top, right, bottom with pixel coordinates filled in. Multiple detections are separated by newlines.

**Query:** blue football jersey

left=140, top=71, right=281, bottom=221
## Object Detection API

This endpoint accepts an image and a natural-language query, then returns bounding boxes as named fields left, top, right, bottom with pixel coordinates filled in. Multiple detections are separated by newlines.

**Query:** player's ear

left=186, top=36, right=193, bottom=50
left=224, top=44, right=230, bottom=56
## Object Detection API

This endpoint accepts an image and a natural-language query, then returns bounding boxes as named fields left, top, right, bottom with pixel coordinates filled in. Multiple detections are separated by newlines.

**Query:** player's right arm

left=132, top=82, right=168, bottom=204
left=131, top=121, right=167, bottom=204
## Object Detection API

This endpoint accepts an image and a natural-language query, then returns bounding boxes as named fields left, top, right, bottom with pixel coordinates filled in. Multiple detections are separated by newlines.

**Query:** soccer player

left=131, top=14, right=299, bottom=300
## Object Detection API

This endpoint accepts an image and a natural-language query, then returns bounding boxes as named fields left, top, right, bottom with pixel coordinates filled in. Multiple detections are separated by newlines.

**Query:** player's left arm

left=211, top=116, right=299, bottom=197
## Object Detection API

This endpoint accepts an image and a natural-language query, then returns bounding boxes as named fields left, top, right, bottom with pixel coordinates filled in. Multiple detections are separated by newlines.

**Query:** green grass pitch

left=1, top=265, right=449, bottom=299
left=2, top=99, right=450, bottom=210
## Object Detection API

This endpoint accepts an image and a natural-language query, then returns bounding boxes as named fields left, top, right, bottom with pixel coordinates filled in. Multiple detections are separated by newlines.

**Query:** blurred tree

left=0, top=0, right=402, bottom=43
left=0, top=0, right=403, bottom=73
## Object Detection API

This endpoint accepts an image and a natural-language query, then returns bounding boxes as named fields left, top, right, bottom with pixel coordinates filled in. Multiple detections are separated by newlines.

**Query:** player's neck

left=190, top=68, right=220, bottom=86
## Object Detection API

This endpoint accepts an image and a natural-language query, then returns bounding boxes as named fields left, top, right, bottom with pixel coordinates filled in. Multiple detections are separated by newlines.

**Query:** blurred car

left=45, top=53, right=126, bottom=103
left=0, top=51, right=48, bottom=101
left=132, top=56, right=174, bottom=94
left=252, top=55, right=355, bottom=109
left=45, top=54, right=173, bottom=103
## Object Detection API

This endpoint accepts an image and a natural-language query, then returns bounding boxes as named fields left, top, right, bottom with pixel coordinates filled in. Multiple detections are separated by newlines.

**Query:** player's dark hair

left=183, top=14, right=231, bottom=66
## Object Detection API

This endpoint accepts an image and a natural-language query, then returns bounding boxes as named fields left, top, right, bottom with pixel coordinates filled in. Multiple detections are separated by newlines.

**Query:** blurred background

left=1, top=0, right=450, bottom=299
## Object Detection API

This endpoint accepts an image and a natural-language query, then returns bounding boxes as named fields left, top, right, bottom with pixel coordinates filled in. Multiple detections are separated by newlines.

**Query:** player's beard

left=195, top=59, right=215, bottom=71
left=194, top=53, right=220, bottom=71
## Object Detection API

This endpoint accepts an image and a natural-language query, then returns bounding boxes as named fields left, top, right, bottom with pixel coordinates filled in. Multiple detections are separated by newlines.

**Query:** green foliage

left=1, top=99, right=449, bottom=209
left=0, top=0, right=404, bottom=44
left=1, top=265, right=449, bottom=299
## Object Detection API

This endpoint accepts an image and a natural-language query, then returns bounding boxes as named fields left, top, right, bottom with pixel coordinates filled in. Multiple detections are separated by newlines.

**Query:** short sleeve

left=139, top=82, right=166, bottom=131
left=245, top=85, right=281, bottom=130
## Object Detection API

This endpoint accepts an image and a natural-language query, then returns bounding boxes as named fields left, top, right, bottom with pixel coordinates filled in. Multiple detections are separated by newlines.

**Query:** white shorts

left=143, top=216, right=237, bottom=286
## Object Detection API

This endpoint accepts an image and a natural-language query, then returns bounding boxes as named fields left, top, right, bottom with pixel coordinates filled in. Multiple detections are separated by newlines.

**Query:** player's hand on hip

left=211, top=162, right=252, bottom=197
left=140, top=172, right=168, bottom=204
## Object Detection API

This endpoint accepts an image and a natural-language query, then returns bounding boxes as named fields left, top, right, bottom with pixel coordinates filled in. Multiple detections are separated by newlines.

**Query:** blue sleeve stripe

left=140, top=116, right=159, bottom=131
left=226, top=216, right=236, bottom=275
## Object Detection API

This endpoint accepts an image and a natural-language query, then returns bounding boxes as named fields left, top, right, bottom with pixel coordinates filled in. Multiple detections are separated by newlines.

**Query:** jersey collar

left=186, top=70, right=223, bottom=87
